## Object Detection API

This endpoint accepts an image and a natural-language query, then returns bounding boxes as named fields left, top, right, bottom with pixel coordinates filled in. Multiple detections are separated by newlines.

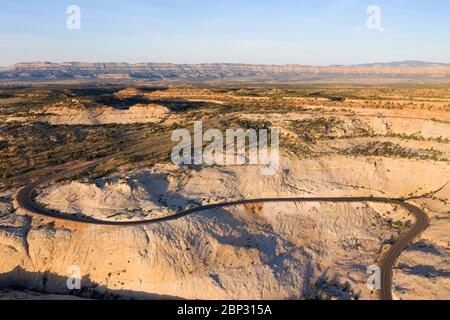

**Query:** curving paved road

left=15, top=161, right=430, bottom=300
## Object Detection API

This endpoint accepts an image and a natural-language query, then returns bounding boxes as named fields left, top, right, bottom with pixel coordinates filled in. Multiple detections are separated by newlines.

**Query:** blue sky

left=1, top=0, right=449, bottom=66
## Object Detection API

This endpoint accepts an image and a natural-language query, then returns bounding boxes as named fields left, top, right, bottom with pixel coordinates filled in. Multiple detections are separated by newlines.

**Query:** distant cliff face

left=2, top=61, right=450, bottom=83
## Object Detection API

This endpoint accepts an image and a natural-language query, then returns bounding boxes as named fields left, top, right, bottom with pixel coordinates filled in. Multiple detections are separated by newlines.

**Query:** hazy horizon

left=1, top=0, right=450, bottom=66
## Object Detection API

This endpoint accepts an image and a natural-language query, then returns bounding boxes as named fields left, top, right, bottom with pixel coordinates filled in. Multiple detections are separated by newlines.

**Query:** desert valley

left=0, top=72, right=448, bottom=300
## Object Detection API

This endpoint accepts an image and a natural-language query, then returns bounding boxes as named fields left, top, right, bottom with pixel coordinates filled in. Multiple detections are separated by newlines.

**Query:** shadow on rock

left=0, top=266, right=184, bottom=300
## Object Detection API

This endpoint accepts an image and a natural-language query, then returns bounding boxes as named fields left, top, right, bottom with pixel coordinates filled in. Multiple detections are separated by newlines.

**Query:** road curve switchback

left=15, top=161, right=430, bottom=301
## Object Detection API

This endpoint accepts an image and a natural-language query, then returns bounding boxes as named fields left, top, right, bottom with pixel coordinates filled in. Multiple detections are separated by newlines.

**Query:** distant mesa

left=355, top=60, right=450, bottom=67
left=1, top=61, right=450, bottom=83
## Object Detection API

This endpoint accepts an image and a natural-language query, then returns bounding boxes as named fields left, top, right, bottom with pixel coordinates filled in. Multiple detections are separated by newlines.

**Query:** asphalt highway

left=15, top=161, right=430, bottom=300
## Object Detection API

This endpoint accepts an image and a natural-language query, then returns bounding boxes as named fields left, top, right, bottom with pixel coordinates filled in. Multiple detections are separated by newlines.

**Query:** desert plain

left=0, top=83, right=449, bottom=300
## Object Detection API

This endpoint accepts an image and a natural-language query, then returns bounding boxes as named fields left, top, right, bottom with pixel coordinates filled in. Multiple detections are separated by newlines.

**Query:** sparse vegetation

left=341, top=141, right=445, bottom=161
